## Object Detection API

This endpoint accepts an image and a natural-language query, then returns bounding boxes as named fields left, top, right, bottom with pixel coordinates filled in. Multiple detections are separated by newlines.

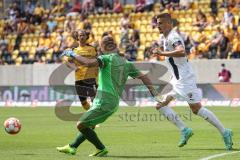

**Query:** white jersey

left=161, top=29, right=202, bottom=104
left=163, top=29, right=197, bottom=94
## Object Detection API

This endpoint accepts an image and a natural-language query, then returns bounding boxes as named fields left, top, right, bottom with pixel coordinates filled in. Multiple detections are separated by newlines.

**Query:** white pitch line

left=199, top=151, right=240, bottom=160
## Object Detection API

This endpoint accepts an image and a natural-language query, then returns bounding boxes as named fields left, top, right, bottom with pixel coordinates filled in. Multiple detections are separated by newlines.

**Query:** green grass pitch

left=0, top=107, right=239, bottom=160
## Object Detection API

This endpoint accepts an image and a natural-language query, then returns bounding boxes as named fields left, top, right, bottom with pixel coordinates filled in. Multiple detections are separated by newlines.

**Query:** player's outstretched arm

left=61, top=50, right=99, bottom=67
left=62, top=58, right=79, bottom=70
left=136, top=73, right=162, bottom=102
left=152, top=45, right=185, bottom=57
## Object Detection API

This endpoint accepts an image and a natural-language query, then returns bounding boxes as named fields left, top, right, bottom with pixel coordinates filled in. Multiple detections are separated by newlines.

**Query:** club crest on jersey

left=187, top=93, right=194, bottom=101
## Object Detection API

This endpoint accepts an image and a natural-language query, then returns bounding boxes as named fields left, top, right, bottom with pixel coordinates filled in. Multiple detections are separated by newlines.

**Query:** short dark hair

left=71, top=29, right=89, bottom=41
left=101, top=36, right=117, bottom=51
left=156, top=13, right=172, bottom=20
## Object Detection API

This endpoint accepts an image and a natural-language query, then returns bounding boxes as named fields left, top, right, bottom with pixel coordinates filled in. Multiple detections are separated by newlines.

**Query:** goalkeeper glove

left=61, top=50, right=77, bottom=58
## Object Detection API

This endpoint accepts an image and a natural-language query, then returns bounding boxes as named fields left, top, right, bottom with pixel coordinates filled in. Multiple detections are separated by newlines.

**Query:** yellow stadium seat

left=12, top=54, right=17, bottom=60
left=25, top=46, right=30, bottom=52
left=21, top=41, right=27, bottom=47
left=137, top=49, right=144, bottom=61
left=26, top=41, right=33, bottom=47
left=15, top=57, right=23, bottom=66
left=12, top=50, right=19, bottom=56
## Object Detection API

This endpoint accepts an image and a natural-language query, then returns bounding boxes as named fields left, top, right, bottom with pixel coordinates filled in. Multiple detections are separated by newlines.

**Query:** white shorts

left=164, top=87, right=202, bottom=104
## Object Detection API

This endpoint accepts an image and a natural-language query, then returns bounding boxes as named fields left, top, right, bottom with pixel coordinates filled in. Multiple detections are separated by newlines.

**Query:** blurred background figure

left=218, top=63, right=232, bottom=82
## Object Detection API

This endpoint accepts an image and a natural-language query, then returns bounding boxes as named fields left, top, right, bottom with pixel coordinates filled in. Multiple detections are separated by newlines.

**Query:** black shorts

left=75, top=78, right=97, bottom=102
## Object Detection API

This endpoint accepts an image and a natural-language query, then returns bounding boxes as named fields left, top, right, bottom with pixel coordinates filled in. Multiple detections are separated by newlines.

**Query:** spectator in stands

left=113, top=0, right=123, bottom=13
left=82, top=0, right=95, bottom=15
left=208, top=14, right=220, bottom=27
left=7, top=4, right=17, bottom=21
left=57, top=29, right=67, bottom=52
left=63, top=0, right=72, bottom=14
left=120, top=24, right=130, bottom=50
left=230, top=17, right=239, bottom=33
left=210, top=0, right=218, bottom=15
left=17, top=18, right=34, bottom=34
left=208, top=27, right=225, bottom=59
left=64, top=16, right=76, bottom=32
left=225, top=0, right=236, bottom=8
left=218, top=63, right=231, bottom=82
left=35, top=33, right=53, bottom=62
left=47, top=16, right=57, bottom=33
left=218, top=30, right=230, bottom=59
left=171, top=0, right=180, bottom=10
left=192, top=10, right=208, bottom=30
left=0, top=34, right=8, bottom=53
left=25, top=1, right=35, bottom=15
left=68, top=0, right=81, bottom=16
left=160, top=0, right=171, bottom=10
left=33, top=2, right=45, bottom=24
left=7, top=3, right=20, bottom=21
left=72, top=0, right=82, bottom=12
left=180, top=0, right=193, bottom=10
left=83, top=19, right=92, bottom=31
left=0, top=34, right=12, bottom=65
left=192, top=27, right=207, bottom=47
left=3, top=20, right=14, bottom=34
left=18, top=50, right=29, bottom=64
left=102, top=0, right=112, bottom=14
left=94, top=0, right=102, bottom=13
left=51, top=0, right=64, bottom=17
left=222, top=6, right=234, bottom=27
left=121, top=13, right=130, bottom=28
left=144, top=0, right=154, bottom=11
left=1, top=50, right=13, bottom=65
left=220, top=0, right=228, bottom=8
left=135, top=0, right=146, bottom=12
left=224, top=25, right=234, bottom=42
left=51, top=30, right=66, bottom=63
left=144, top=47, right=151, bottom=60
left=230, top=33, right=240, bottom=58
left=125, top=29, right=140, bottom=61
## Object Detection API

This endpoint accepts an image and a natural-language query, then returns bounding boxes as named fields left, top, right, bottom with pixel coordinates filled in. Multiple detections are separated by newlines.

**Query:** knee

left=81, top=100, right=90, bottom=110
left=76, top=121, right=86, bottom=131
left=189, top=103, right=202, bottom=115
left=156, top=102, right=167, bottom=110
left=192, top=109, right=198, bottom=115
left=191, top=107, right=200, bottom=115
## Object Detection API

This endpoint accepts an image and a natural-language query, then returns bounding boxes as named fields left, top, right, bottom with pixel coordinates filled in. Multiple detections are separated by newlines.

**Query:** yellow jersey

left=73, top=45, right=98, bottom=81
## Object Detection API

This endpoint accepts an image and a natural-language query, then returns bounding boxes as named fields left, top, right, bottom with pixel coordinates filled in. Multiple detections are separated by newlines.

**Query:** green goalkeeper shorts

left=79, top=100, right=118, bottom=127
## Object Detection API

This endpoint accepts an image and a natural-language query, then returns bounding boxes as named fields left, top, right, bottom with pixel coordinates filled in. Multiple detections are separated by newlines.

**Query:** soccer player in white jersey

left=152, top=13, right=233, bottom=150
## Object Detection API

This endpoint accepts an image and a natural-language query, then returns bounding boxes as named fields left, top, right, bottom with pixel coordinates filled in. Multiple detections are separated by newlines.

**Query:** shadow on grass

left=185, top=148, right=240, bottom=151
left=105, top=155, right=179, bottom=159
left=16, top=153, right=37, bottom=156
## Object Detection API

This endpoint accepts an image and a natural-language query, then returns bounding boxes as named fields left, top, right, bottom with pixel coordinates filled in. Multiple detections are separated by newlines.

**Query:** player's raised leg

left=189, top=103, right=233, bottom=150
left=156, top=95, right=193, bottom=147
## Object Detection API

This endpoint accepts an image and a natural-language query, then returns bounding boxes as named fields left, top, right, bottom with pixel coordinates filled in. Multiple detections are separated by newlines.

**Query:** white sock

left=159, top=106, right=186, bottom=131
left=197, top=107, right=225, bottom=135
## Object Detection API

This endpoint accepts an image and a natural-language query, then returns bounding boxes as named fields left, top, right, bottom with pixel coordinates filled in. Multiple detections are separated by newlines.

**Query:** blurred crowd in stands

left=0, top=0, right=240, bottom=65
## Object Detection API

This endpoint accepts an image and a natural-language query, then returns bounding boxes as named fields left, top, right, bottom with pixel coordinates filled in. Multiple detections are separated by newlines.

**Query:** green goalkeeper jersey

left=92, top=53, right=140, bottom=111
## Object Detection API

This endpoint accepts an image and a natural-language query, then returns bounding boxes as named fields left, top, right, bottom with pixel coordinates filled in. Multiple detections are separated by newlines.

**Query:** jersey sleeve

left=169, top=33, right=184, bottom=49
left=128, top=62, right=141, bottom=78
left=97, top=55, right=110, bottom=68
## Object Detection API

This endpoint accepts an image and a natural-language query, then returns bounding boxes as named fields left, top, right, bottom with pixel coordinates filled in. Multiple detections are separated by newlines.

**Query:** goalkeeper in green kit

left=56, top=35, right=162, bottom=157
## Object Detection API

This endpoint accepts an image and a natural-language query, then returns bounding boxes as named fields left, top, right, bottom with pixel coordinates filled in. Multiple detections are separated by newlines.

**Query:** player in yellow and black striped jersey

left=63, top=29, right=98, bottom=110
